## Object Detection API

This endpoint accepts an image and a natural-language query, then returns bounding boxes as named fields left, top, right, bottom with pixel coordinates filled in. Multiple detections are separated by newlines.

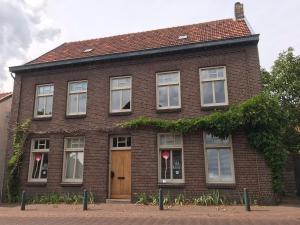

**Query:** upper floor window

left=110, top=76, right=132, bottom=113
left=199, top=67, right=228, bottom=107
left=158, top=133, right=184, bottom=183
left=67, top=81, right=88, bottom=115
left=203, top=132, right=235, bottom=184
left=156, top=71, right=181, bottom=109
left=34, top=84, right=54, bottom=118
left=28, top=138, right=49, bottom=182
left=63, top=137, right=85, bottom=183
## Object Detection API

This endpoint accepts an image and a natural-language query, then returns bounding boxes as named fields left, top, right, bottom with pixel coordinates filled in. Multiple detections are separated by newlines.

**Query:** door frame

left=108, top=135, right=132, bottom=199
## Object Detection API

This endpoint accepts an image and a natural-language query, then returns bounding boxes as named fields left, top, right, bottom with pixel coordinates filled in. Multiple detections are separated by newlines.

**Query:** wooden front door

left=111, top=150, right=131, bottom=199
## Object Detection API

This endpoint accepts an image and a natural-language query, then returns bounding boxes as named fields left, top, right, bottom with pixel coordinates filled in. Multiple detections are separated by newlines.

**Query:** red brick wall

left=4, top=43, right=274, bottom=203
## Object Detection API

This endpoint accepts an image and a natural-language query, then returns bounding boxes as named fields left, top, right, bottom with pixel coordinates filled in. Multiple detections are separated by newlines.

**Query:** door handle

left=117, top=176, right=125, bottom=179
left=111, top=171, right=115, bottom=178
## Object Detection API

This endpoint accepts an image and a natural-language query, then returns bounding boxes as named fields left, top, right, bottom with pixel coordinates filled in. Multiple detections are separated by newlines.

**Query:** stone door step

left=106, top=199, right=131, bottom=204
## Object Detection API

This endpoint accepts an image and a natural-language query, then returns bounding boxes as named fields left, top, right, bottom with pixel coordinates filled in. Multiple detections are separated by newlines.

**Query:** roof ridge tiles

left=64, top=18, right=235, bottom=45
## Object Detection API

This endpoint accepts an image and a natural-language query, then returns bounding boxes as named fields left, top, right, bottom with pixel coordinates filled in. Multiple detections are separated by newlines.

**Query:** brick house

left=0, top=92, right=12, bottom=201
left=6, top=2, right=274, bottom=203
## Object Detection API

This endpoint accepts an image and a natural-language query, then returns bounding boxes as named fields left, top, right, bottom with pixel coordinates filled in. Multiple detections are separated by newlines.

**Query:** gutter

left=9, top=34, right=259, bottom=73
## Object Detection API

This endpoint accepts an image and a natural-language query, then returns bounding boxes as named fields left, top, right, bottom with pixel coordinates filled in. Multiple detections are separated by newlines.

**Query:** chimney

left=234, top=2, right=244, bottom=20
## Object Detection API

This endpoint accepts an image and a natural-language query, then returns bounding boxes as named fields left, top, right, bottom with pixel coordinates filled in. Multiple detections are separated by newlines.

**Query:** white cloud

left=0, top=0, right=60, bottom=92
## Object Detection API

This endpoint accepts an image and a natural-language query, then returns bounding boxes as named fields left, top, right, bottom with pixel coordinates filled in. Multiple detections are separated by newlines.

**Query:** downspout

left=10, top=72, right=15, bottom=80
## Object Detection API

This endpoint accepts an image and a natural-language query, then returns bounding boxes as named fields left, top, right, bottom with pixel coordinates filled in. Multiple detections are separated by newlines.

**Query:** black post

left=159, top=188, right=163, bottom=210
left=20, top=190, right=26, bottom=211
left=83, top=189, right=88, bottom=211
left=243, top=188, right=251, bottom=211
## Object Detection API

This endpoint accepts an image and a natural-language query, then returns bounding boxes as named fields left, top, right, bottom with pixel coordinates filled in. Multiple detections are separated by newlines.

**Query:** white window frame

left=110, top=76, right=132, bottom=113
left=67, top=80, right=88, bottom=116
left=34, top=84, right=54, bottom=118
left=62, top=137, right=85, bottom=183
left=28, top=138, right=50, bottom=182
left=203, top=132, right=235, bottom=184
left=156, top=71, right=181, bottom=110
left=110, top=135, right=132, bottom=150
left=157, top=133, right=184, bottom=184
left=199, top=66, right=229, bottom=107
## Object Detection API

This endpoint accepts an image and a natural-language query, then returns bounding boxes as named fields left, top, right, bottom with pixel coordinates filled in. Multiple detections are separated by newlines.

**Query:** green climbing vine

left=7, top=119, right=31, bottom=202
left=121, top=93, right=290, bottom=194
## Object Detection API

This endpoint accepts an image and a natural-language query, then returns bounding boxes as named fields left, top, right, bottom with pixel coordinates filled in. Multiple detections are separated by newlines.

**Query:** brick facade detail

left=5, top=43, right=275, bottom=203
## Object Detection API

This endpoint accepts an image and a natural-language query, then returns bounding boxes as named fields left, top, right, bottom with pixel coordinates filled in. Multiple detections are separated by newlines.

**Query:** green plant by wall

left=27, top=192, right=95, bottom=204
left=136, top=192, right=148, bottom=205
left=192, top=191, right=224, bottom=206
left=7, top=119, right=31, bottom=202
left=174, top=193, right=186, bottom=206
left=121, top=93, right=290, bottom=195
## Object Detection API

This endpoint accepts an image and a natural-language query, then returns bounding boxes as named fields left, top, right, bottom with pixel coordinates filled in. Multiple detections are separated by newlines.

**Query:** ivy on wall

left=7, top=119, right=31, bottom=202
left=120, top=93, right=289, bottom=194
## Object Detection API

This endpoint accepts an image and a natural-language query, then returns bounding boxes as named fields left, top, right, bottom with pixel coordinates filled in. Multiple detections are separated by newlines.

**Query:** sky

left=0, top=0, right=299, bottom=92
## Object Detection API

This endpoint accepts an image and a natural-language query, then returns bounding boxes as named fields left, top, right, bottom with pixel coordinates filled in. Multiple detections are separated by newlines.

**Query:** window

left=28, top=139, right=49, bottom=182
left=63, top=137, right=85, bottom=183
left=67, top=81, right=88, bottom=115
left=199, top=67, right=228, bottom=107
left=34, top=84, right=54, bottom=117
left=203, top=132, right=235, bottom=183
left=111, top=136, right=131, bottom=149
left=158, top=133, right=184, bottom=183
left=156, top=71, right=181, bottom=109
left=110, top=77, right=132, bottom=113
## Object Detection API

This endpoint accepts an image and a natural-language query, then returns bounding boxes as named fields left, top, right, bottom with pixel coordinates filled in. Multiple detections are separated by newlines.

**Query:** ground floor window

left=63, top=137, right=85, bottom=183
left=204, top=132, right=235, bottom=183
left=158, top=133, right=184, bottom=183
left=28, top=139, right=49, bottom=182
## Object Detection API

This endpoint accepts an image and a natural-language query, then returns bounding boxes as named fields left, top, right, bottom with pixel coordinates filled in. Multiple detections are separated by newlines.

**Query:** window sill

left=26, top=181, right=47, bottom=187
left=158, top=183, right=185, bottom=188
left=32, top=116, right=52, bottom=121
left=109, top=111, right=132, bottom=116
left=60, top=182, right=83, bottom=187
left=156, top=108, right=181, bottom=113
left=206, top=183, right=236, bottom=189
left=65, top=114, right=86, bottom=119
left=201, top=105, right=229, bottom=111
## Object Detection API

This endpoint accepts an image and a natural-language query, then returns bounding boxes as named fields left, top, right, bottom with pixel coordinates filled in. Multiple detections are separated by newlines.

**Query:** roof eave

left=0, top=93, right=13, bottom=103
left=9, top=34, right=259, bottom=73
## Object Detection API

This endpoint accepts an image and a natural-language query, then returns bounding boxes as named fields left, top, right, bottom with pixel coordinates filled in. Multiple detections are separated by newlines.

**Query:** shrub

left=192, top=191, right=224, bottom=206
left=174, top=193, right=186, bottom=206
left=136, top=192, right=148, bottom=205
left=27, top=193, right=93, bottom=204
left=149, top=193, right=159, bottom=205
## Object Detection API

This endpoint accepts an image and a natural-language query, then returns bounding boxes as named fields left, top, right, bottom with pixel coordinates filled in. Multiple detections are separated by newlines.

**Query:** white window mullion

left=38, top=153, right=44, bottom=179
left=212, top=81, right=216, bottom=104
left=170, top=150, right=173, bottom=180
left=217, top=150, right=221, bottom=180
left=76, top=94, right=79, bottom=113
left=167, top=86, right=170, bottom=107
left=73, top=153, right=78, bottom=179
left=120, top=90, right=123, bottom=110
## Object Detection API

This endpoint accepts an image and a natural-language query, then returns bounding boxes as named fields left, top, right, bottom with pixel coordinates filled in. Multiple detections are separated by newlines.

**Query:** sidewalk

left=0, top=203, right=299, bottom=225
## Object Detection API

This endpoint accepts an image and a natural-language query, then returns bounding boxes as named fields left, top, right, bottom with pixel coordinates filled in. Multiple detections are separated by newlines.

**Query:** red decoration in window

left=35, top=154, right=42, bottom=161
left=161, top=151, right=170, bottom=160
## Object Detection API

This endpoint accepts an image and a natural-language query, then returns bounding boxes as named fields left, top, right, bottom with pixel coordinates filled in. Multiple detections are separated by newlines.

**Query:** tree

left=262, top=47, right=300, bottom=153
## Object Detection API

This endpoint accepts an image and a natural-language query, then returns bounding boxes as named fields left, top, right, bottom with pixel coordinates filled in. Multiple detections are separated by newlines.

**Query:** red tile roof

left=0, top=92, right=12, bottom=102
left=27, top=19, right=252, bottom=65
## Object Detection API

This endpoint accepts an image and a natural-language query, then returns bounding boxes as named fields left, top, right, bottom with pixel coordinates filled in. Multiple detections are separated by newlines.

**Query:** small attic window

left=178, top=35, right=188, bottom=40
left=83, top=48, right=93, bottom=53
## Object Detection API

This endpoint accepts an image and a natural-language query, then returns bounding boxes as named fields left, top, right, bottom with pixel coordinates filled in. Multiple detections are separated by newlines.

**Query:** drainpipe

left=10, top=72, right=15, bottom=80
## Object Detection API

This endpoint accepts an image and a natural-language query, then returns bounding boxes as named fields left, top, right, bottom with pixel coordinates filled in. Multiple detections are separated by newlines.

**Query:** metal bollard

left=83, top=189, right=88, bottom=211
left=21, top=190, right=26, bottom=211
left=243, top=188, right=251, bottom=211
left=159, top=188, right=163, bottom=210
